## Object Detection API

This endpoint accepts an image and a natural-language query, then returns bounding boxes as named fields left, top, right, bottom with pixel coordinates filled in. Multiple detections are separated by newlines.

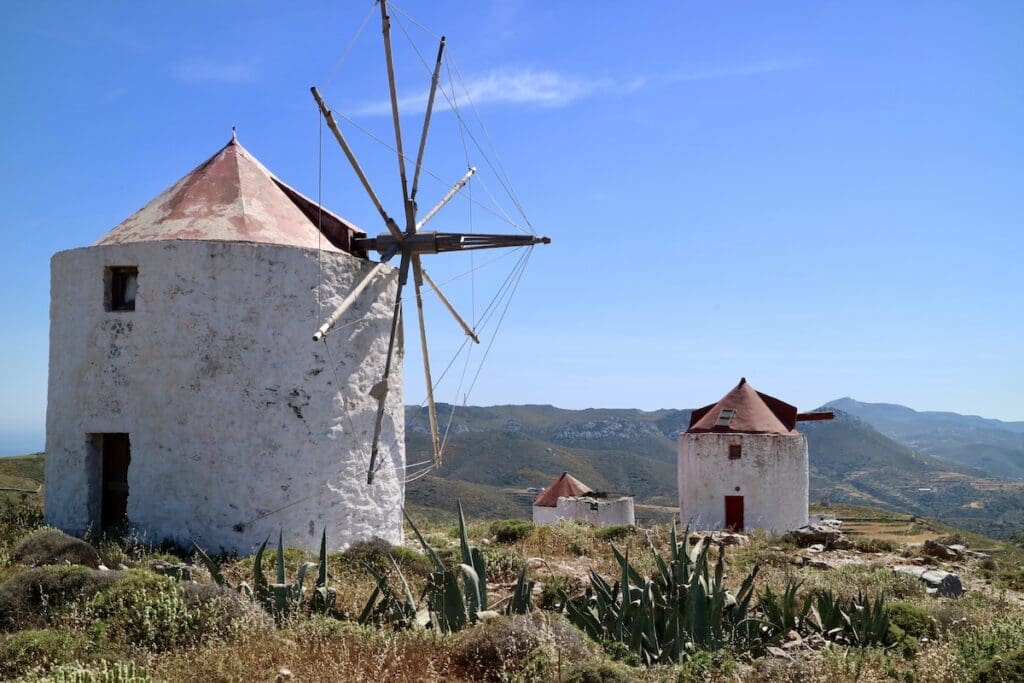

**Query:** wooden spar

left=421, top=267, right=480, bottom=344
left=312, top=262, right=387, bottom=342
left=796, top=412, right=835, bottom=422
left=410, top=36, right=446, bottom=207
left=311, top=87, right=404, bottom=241
left=416, top=167, right=476, bottom=231
left=367, top=253, right=411, bottom=485
left=412, top=256, right=441, bottom=461
left=379, top=0, right=414, bottom=232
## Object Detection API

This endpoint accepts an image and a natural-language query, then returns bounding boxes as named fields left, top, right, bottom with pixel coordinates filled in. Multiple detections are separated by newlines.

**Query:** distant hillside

left=802, top=411, right=1024, bottom=536
left=405, top=404, right=683, bottom=508
left=826, top=397, right=1024, bottom=480
left=406, top=403, right=1024, bottom=538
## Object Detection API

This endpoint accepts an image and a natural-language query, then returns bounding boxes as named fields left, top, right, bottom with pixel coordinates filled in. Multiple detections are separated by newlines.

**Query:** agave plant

left=559, top=522, right=764, bottom=665
left=193, top=528, right=333, bottom=622
left=359, top=501, right=537, bottom=632
left=758, top=580, right=813, bottom=637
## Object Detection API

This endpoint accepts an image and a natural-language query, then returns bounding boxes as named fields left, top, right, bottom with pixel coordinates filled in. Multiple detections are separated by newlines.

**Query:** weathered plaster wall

left=677, top=433, right=808, bottom=532
left=45, top=240, right=404, bottom=553
left=532, top=496, right=635, bottom=527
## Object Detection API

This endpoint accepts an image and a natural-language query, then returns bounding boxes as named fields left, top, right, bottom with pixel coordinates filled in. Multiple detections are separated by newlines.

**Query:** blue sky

left=1, top=1, right=1022, bottom=454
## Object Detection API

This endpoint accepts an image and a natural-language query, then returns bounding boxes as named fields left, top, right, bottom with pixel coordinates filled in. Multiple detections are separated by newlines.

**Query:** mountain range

left=823, top=397, right=1024, bottom=480
left=406, top=402, right=1024, bottom=538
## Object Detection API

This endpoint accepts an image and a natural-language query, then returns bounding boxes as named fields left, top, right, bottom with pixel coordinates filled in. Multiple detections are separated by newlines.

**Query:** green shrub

left=886, top=600, right=938, bottom=639
left=0, top=566, right=122, bottom=630
left=593, top=526, right=632, bottom=542
left=887, top=624, right=920, bottom=659
left=11, top=529, right=101, bottom=569
left=974, top=648, right=1024, bottom=683
left=954, top=616, right=1024, bottom=677
left=0, top=499, right=45, bottom=557
left=673, top=649, right=739, bottom=681
left=539, top=574, right=574, bottom=610
left=0, top=629, right=91, bottom=678
left=86, top=570, right=246, bottom=651
left=482, top=546, right=524, bottom=583
left=489, top=519, right=534, bottom=544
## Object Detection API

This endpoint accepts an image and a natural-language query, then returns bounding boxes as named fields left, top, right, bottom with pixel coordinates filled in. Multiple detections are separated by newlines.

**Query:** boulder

left=892, top=565, right=965, bottom=598
left=922, top=540, right=961, bottom=561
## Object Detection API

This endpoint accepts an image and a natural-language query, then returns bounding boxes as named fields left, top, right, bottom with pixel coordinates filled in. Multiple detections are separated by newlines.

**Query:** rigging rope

left=328, top=106, right=528, bottom=233
left=323, top=2, right=377, bottom=89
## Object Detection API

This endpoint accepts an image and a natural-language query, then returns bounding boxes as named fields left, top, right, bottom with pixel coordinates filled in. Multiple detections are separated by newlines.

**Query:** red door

left=101, top=434, right=131, bottom=530
left=724, top=496, right=744, bottom=531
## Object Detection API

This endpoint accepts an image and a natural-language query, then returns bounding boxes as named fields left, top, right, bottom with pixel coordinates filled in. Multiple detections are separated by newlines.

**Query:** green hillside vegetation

left=0, top=454, right=43, bottom=499
left=803, top=412, right=1024, bottom=537
left=406, top=404, right=1024, bottom=539
left=1, top=453, right=1022, bottom=681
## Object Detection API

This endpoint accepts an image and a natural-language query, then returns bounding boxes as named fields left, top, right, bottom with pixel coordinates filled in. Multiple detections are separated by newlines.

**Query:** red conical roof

left=533, top=472, right=592, bottom=507
left=95, top=137, right=363, bottom=253
left=687, top=378, right=798, bottom=435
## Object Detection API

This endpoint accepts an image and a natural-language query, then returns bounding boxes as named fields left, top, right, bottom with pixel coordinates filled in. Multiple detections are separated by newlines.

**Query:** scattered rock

left=9, top=530, right=101, bottom=569
left=151, top=562, right=194, bottom=581
left=688, top=531, right=750, bottom=547
left=923, top=540, right=961, bottom=561
left=892, top=565, right=965, bottom=598
left=807, top=544, right=826, bottom=553
left=832, top=538, right=854, bottom=550
left=766, top=646, right=792, bottom=660
left=789, top=523, right=843, bottom=547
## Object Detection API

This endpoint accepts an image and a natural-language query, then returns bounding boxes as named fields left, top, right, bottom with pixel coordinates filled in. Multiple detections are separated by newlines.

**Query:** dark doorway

left=100, top=434, right=130, bottom=530
left=724, top=495, right=744, bottom=531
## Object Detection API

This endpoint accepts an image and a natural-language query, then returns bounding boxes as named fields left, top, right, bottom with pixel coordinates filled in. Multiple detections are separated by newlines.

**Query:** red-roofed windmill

left=309, top=0, right=550, bottom=484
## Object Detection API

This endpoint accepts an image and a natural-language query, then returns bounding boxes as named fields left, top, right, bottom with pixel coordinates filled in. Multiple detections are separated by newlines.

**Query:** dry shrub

left=0, top=566, right=122, bottom=630
left=10, top=529, right=101, bottom=569
left=453, top=612, right=596, bottom=681
left=145, top=622, right=461, bottom=682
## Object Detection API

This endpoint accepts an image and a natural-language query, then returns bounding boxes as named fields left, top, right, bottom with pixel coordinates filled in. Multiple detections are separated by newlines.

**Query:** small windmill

left=310, top=0, right=550, bottom=484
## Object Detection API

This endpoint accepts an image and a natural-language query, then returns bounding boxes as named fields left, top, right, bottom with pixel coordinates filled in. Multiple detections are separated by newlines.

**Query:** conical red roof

left=687, top=378, right=798, bottom=434
left=95, top=137, right=363, bottom=253
left=533, top=472, right=592, bottom=507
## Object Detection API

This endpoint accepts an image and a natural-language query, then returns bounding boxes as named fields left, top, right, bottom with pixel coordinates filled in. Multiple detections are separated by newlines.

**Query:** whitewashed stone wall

left=532, top=496, right=635, bottom=527
left=45, top=240, right=404, bottom=554
left=678, top=433, right=808, bottom=532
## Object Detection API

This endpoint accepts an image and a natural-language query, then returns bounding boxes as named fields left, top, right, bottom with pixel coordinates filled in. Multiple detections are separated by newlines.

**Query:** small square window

left=106, top=267, right=138, bottom=311
left=728, top=444, right=742, bottom=460
left=716, top=408, right=736, bottom=427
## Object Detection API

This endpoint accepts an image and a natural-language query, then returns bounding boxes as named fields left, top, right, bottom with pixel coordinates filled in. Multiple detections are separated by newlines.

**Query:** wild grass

left=0, top=491, right=1021, bottom=681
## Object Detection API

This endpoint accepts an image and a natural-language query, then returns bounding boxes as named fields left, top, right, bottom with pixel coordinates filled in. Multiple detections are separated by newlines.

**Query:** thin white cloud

left=350, top=59, right=800, bottom=116
left=172, top=58, right=256, bottom=84
left=351, top=68, right=606, bottom=116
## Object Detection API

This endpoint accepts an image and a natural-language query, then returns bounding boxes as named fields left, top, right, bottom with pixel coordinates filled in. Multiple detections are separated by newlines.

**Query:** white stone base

left=45, top=240, right=404, bottom=554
